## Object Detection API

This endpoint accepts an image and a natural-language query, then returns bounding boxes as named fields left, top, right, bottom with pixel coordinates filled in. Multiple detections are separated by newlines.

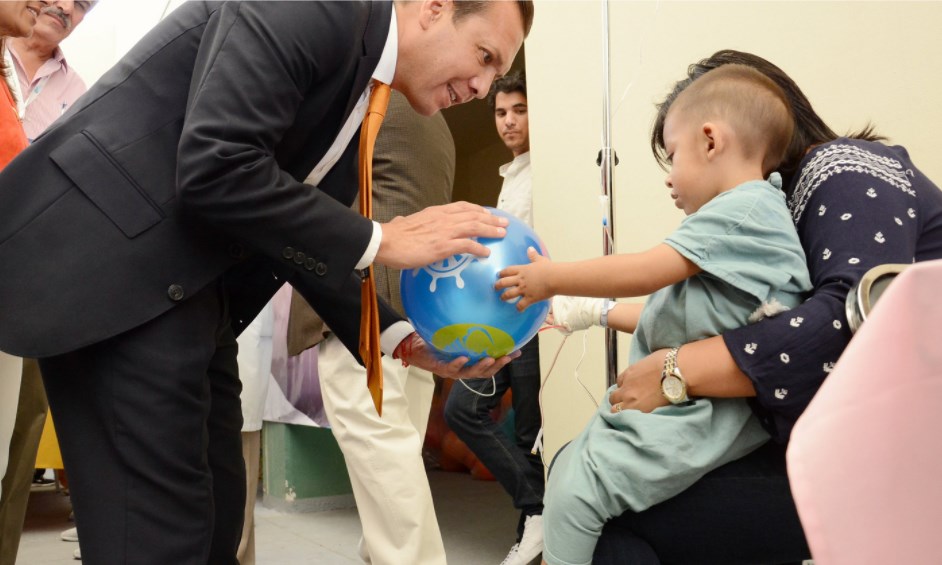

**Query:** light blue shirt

left=630, top=179, right=812, bottom=362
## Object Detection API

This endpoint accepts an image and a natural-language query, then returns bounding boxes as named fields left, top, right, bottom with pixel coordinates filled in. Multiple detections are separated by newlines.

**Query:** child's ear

left=701, top=122, right=724, bottom=160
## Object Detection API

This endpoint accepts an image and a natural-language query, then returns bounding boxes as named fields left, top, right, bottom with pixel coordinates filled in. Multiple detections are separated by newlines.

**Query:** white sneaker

left=499, top=514, right=543, bottom=565
left=73, top=547, right=81, bottom=560
left=61, top=527, right=79, bottom=542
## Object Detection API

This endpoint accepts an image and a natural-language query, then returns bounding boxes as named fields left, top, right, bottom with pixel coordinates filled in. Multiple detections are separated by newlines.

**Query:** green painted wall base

left=261, top=421, right=355, bottom=513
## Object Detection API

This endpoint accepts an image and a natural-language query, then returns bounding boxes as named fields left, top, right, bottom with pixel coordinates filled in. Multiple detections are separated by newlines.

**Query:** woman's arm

left=608, top=336, right=755, bottom=413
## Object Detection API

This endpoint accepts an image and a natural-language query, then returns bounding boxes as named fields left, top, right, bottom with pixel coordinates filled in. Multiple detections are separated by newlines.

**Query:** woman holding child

left=499, top=50, right=942, bottom=564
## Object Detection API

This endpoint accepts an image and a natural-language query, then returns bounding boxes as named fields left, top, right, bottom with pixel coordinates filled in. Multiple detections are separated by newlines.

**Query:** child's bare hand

left=495, top=247, right=554, bottom=311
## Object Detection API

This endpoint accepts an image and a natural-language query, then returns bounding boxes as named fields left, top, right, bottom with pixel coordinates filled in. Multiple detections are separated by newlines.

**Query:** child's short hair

left=668, top=64, right=794, bottom=176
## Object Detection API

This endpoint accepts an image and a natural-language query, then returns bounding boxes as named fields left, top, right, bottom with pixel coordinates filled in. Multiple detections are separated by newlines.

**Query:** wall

left=61, top=0, right=187, bottom=84
left=525, top=1, right=942, bottom=460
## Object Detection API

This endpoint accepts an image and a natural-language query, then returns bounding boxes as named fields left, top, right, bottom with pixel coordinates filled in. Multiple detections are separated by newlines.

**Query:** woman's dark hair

left=651, top=50, right=884, bottom=184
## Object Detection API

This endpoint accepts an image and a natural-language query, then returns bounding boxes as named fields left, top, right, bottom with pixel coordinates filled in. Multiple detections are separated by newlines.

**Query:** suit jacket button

left=282, top=247, right=295, bottom=259
left=228, top=243, right=245, bottom=259
left=293, top=251, right=306, bottom=265
left=315, top=262, right=328, bottom=276
left=304, top=257, right=317, bottom=271
left=167, top=284, right=185, bottom=301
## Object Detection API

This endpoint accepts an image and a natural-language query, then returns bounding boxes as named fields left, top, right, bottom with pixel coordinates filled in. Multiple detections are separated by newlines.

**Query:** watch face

left=662, top=375, right=685, bottom=401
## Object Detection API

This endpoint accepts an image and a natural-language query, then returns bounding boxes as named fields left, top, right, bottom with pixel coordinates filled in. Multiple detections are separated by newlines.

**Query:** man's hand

left=376, top=202, right=508, bottom=269
left=495, top=247, right=554, bottom=311
left=395, top=332, right=519, bottom=379
left=609, top=348, right=670, bottom=414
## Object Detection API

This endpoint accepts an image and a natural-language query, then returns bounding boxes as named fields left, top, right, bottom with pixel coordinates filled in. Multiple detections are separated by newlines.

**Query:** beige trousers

left=0, top=352, right=23, bottom=502
left=237, top=430, right=261, bottom=565
left=318, top=334, right=445, bottom=565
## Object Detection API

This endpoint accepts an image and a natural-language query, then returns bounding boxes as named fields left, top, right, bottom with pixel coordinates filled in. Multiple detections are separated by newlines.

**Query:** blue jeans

left=444, top=338, right=544, bottom=539
left=589, top=441, right=810, bottom=565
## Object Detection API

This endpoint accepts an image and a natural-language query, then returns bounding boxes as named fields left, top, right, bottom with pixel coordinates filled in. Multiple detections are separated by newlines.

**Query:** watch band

left=661, top=346, right=691, bottom=404
left=664, top=346, right=680, bottom=374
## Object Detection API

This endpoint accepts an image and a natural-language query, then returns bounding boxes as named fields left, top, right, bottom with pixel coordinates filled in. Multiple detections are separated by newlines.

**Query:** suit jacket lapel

left=343, top=0, right=393, bottom=121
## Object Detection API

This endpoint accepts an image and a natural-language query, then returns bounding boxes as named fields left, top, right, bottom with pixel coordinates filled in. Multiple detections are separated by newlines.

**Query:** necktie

left=359, top=81, right=391, bottom=416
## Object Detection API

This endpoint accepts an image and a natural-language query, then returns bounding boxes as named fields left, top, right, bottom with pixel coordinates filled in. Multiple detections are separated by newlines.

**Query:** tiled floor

left=16, top=470, right=520, bottom=564
left=17, top=474, right=816, bottom=564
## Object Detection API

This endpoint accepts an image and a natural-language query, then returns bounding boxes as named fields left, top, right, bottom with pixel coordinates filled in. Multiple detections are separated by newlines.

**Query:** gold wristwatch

left=660, top=346, right=690, bottom=404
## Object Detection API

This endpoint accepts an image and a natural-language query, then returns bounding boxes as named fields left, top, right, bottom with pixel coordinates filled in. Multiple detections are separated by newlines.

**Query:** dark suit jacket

left=286, top=90, right=456, bottom=356
left=0, top=1, right=400, bottom=359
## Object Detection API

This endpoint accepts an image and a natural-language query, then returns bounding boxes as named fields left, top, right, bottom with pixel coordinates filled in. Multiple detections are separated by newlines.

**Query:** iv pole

left=599, top=0, right=618, bottom=387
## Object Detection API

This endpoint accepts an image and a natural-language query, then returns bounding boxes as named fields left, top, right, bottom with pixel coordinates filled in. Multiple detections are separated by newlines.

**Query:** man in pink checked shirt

left=9, top=0, right=94, bottom=142
left=0, top=2, right=95, bottom=563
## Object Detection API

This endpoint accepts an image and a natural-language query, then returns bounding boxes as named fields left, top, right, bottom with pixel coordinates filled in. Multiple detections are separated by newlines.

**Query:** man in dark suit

left=0, top=2, right=534, bottom=563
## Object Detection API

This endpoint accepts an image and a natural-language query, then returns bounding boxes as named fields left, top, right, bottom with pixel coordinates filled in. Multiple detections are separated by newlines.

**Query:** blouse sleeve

left=724, top=142, right=923, bottom=442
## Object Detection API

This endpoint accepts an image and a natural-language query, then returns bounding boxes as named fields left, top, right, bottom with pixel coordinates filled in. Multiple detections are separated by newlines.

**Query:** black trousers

left=444, top=338, right=544, bottom=540
left=591, top=441, right=811, bottom=565
left=40, top=284, right=245, bottom=565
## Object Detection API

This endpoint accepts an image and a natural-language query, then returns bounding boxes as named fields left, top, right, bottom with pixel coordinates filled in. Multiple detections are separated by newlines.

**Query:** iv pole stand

left=599, top=0, right=618, bottom=387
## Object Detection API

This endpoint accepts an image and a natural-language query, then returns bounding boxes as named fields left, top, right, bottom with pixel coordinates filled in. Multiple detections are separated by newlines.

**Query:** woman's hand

left=609, top=337, right=758, bottom=413
left=609, top=348, right=670, bottom=414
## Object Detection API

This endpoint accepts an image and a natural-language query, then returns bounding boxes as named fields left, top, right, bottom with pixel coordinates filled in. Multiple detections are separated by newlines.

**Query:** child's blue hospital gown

left=543, top=177, right=812, bottom=565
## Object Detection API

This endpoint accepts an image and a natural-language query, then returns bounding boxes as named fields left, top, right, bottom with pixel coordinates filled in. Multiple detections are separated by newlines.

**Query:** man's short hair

left=453, top=1, right=534, bottom=38
left=487, top=71, right=527, bottom=110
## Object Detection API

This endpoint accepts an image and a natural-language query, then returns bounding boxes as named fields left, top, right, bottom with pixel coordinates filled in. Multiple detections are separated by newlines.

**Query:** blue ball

left=400, top=207, right=550, bottom=362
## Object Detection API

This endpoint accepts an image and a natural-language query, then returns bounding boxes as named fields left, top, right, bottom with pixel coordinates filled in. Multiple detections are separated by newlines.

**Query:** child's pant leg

left=543, top=414, right=622, bottom=565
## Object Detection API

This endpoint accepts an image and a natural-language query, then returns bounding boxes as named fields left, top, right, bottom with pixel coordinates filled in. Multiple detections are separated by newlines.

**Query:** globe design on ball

left=400, top=208, right=550, bottom=362
left=421, top=253, right=477, bottom=291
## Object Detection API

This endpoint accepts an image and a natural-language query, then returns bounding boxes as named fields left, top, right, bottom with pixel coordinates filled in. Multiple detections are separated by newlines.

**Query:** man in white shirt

left=444, top=72, right=545, bottom=565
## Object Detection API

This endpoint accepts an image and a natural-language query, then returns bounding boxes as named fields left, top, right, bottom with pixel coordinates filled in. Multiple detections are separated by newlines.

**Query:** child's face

left=661, top=109, right=720, bottom=215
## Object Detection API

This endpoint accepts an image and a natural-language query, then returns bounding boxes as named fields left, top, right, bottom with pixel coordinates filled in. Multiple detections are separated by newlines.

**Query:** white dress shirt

left=496, top=151, right=533, bottom=227
left=303, top=7, right=412, bottom=353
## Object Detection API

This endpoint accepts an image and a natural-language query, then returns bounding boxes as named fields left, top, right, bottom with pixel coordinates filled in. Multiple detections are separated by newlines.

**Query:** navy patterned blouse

left=723, top=138, right=942, bottom=443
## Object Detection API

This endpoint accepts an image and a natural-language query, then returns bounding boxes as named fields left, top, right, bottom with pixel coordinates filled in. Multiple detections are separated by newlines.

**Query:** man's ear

left=419, top=0, right=451, bottom=29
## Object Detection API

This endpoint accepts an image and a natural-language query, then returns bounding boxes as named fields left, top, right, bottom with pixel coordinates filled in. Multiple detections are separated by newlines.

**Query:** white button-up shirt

left=496, top=152, right=533, bottom=227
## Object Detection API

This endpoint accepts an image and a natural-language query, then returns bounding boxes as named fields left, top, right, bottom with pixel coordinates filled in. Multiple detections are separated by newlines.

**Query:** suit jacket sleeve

left=175, top=2, right=377, bottom=293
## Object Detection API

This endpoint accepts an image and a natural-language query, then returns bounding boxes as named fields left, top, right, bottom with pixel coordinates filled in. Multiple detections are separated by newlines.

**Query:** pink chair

left=787, top=259, right=942, bottom=565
